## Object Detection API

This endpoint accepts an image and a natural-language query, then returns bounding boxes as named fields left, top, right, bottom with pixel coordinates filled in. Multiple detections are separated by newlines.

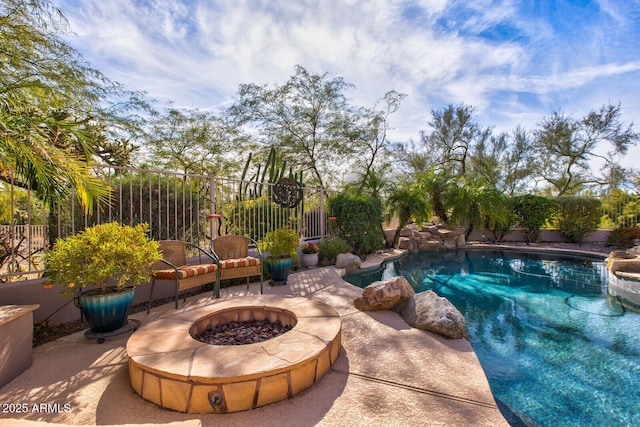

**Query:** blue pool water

left=343, top=250, right=640, bottom=427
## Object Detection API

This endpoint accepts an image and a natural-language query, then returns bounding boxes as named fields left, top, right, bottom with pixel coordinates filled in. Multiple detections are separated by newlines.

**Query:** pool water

left=343, top=250, right=640, bottom=427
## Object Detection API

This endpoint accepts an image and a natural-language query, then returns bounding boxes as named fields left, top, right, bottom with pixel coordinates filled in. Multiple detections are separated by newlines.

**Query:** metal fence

left=1, top=165, right=327, bottom=282
left=600, top=195, right=640, bottom=229
left=2, top=164, right=638, bottom=282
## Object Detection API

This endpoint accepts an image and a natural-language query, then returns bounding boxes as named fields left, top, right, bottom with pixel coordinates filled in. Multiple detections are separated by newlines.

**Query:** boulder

left=608, top=250, right=637, bottom=260
left=415, top=231, right=432, bottom=241
left=398, top=237, right=416, bottom=251
left=606, top=250, right=640, bottom=274
left=400, top=227, right=415, bottom=237
left=354, top=276, right=415, bottom=311
left=416, top=240, right=442, bottom=251
left=421, top=225, right=440, bottom=234
left=335, top=253, right=361, bottom=273
left=400, top=290, right=468, bottom=339
left=441, top=238, right=457, bottom=251
left=395, top=224, right=465, bottom=252
left=628, top=246, right=640, bottom=257
left=437, top=228, right=465, bottom=251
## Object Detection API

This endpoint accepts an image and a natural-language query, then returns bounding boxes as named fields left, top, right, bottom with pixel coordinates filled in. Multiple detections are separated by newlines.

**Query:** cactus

left=237, top=147, right=303, bottom=201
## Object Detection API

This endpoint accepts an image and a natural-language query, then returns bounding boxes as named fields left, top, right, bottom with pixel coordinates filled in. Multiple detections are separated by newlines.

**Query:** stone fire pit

left=126, top=295, right=341, bottom=413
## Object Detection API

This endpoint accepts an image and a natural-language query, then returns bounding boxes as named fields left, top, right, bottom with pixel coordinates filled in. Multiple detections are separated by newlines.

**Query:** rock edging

left=354, top=276, right=468, bottom=339
left=397, top=223, right=465, bottom=252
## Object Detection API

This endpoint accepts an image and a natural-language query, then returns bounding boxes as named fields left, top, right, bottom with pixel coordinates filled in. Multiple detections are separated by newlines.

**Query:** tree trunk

left=465, top=223, right=474, bottom=240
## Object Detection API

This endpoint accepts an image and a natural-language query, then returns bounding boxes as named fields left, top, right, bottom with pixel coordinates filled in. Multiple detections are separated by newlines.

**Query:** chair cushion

left=153, top=263, right=217, bottom=279
left=219, top=256, right=261, bottom=269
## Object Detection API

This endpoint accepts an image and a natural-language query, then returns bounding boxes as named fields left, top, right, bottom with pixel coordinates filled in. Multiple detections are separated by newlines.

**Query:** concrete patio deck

left=0, top=253, right=508, bottom=426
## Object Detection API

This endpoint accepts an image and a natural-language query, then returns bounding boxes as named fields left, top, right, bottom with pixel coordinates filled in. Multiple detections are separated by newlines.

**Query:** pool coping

left=353, top=243, right=609, bottom=278
left=5, top=245, right=565, bottom=426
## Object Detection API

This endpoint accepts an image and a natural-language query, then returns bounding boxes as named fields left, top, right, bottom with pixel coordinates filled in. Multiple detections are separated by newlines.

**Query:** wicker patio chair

left=147, top=240, right=219, bottom=313
left=210, top=235, right=263, bottom=297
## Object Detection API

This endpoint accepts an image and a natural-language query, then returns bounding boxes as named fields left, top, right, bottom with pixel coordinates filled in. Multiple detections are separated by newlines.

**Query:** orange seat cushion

left=218, top=257, right=261, bottom=269
left=153, top=263, right=217, bottom=279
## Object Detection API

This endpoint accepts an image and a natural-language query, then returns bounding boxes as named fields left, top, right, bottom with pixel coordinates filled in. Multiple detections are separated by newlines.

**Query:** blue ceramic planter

left=78, top=286, right=136, bottom=333
left=267, top=258, right=293, bottom=283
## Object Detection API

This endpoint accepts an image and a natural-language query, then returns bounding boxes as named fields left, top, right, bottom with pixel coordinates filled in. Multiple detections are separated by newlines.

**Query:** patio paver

left=0, top=259, right=508, bottom=426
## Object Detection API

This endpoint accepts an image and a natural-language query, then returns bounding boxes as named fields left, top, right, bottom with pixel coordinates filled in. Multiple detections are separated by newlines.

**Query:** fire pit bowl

left=126, top=295, right=341, bottom=413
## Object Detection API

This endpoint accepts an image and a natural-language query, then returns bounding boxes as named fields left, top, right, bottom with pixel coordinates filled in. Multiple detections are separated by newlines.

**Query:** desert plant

left=512, top=195, right=557, bottom=243
left=260, top=227, right=300, bottom=260
left=417, top=167, right=455, bottom=224
left=449, top=180, right=508, bottom=240
left=45, top=222, right=162, bottom=297
left=606, top=226, right=640, bottom=248
left=386, top=182, right=430, bottom=247
left=555, top=197, right=602, bottom=243
left=484, top=197, right=516, bottom=242
left=329, top=193, right=385, bottom=256
left=318, top=237, right=352, bottom=264
left=224, top=196, right=298, bottom=241
left=237, top=147, right=304, bottom=202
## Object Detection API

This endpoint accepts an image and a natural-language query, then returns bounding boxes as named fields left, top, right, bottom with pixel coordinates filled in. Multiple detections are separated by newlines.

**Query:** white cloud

left=53, top=0, right=640, bottom=169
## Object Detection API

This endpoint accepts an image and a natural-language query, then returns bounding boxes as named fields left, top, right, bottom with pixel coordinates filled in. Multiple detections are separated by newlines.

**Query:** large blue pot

left=78, top=286, right=136, bottom=333
left=267, top=258, right=293, bottom=283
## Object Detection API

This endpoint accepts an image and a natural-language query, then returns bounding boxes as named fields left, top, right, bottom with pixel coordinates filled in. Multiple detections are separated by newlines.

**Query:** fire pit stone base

left=126, top=295, right=341, bottom=413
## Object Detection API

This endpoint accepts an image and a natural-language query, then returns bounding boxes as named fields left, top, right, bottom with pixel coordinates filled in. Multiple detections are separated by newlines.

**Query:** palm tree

left=417, top=167, right=454, bottom=224
left=386, top=181, right=431, bottom=247
left=483, top=195, right=514, bottom=242
left=449, top=178, right=508, bottom=240
left=0, top=0, right=138, bottom=213
left=355, top=164, right=392, bottom=199
left=1, top=108, right=112, bottom=213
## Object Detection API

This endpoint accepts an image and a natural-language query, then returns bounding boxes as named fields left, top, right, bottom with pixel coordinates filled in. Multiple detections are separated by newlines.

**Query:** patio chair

left=147, top=240, right=219, bottom=313
left=209, top=235, right=263, bottom=297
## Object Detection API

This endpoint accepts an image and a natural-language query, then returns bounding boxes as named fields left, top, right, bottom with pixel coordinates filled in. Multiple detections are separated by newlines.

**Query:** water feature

left=343, top=249, right=640, bottom=426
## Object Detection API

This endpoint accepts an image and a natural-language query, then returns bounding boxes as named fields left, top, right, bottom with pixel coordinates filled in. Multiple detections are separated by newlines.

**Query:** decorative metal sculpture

left=273, top=178, right=303, bottom=208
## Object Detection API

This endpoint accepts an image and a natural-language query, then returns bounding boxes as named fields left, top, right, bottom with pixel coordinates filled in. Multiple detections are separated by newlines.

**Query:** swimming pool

left=343, top=249, right=640, bottom=427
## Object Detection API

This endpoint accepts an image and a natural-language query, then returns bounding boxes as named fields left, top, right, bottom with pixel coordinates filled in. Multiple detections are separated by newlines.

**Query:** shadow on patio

left=0, top=263, right=507, bottom=427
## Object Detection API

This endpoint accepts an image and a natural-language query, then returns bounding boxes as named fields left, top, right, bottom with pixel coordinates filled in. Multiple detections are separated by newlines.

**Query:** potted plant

left=301, top=242, right=320, bottom=267
left=260, top=227, right=299, bottom=283
left=45, top=222, right=162, bottom=334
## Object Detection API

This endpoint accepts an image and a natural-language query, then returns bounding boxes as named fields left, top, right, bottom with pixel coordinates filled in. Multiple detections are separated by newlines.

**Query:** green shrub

left=512, top=195, right=557, bottom=243
left=318, top=237, right=352, bottom=264
left=224, top=196, right=297, bottom=241
left=555, top=197, right=602, bottom=243
left=484, top=196, right=515, bottom=242
left=260, top=227, right=299, bottom=259
left=329, top=193, right=385, bottom=256
left=606, top=226, right=640, bottom=248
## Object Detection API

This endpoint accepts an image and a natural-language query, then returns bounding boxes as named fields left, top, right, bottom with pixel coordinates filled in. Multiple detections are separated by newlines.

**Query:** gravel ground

left=32, top=290, right=205, bottom=347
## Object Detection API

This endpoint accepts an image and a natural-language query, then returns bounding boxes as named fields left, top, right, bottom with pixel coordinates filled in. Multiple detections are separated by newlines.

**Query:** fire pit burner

left=194, top=319, right=292, bottom=345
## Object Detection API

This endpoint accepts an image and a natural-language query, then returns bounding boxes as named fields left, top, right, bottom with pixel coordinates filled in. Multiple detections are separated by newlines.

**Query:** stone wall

left=396, top=224, right=465, bottom=252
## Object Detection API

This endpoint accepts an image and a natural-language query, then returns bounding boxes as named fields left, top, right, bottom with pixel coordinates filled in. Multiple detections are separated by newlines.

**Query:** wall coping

left=0, top=304, right=39, bottom=326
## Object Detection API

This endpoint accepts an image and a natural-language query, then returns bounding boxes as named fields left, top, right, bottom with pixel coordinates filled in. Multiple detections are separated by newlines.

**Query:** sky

left=53, top=0, right=640, bottom=168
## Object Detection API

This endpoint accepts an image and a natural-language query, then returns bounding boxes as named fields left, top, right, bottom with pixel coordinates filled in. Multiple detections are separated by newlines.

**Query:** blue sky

left=54, top=0, right=640, bottom=167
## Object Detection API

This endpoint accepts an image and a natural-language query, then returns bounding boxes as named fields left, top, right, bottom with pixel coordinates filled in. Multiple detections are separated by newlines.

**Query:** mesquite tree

left=227, top=65, right=365, bottom=190
left=534, top=103, right=638, bottom=196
